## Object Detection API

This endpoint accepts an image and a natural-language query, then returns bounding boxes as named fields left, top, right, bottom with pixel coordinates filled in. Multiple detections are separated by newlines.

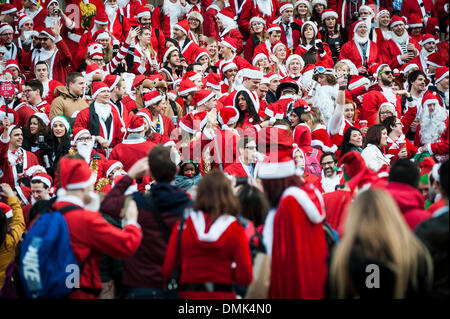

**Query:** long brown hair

left=28, top=115, right=50, bottom=140
left=193, top=170, right=241, bottom=222
left=261, top=175, right=304, bottom=208
left=329, top=189, right=433, bottom=298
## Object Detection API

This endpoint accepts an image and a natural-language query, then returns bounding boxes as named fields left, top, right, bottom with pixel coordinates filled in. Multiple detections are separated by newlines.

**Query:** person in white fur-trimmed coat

left=309, top=66, right=339, bottom=125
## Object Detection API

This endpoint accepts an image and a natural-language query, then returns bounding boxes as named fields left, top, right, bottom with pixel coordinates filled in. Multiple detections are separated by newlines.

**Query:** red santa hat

left=295, top=0, right=311, bottom=10
left=106, top=160, right=124, bottom=178
left=376, top=8, right=390, bottom=21
left=217, top=6, right=236, bottom=28
left=5, top=59, right=19, bottom=71
left=31, top=172, right=53, bottom=188
left=421, top=91, right=440, bottom=110
left=127, top=114, right=145, bottom=133
left=221, top=61, right=238, bottom=74
left=167, top=90, right=177, bottom=101
left=426, top=52, right=445, bottom=68
left=135, top=5, right=151, bottom=19
left=423, top=17, right=439, bottom=35
left=312, top=0, right=327, bottom=8
left=0, top=3, right=17, bottom=15
left=18, top=14, right=33, bottom=29
left=136, top=108, right=153, bottom=127
left=435, top=67, right=449, bottom=84
left=104, top=74, right=121, bottom=91
left=187, top=10, right=204, bottom=24
left=174, top=19, right=189, bottom=35
left=368, top=63, right=388, bottom=77
left=179, top=114, right=195, bottom=134
left=401, top=62, right=419, bottom=74
left=352, top=19, right=367, bottom=35
left=267, top=23, right=282, bottom=34
left=31, top=112, right=49, bottom=127
left=390, top=15, right=406, bottom=28
left=241, top=66, right=263, bottom=80
left=321, top=9, right=338, bottom=21
left=162, top=46, right=179, bottom=64
left=84, top=63, right=103, bottom=80
left=252, top=53, right=268, bottom=66
left=0, top=202, right=12, bottom=219
left=301, top=21, right=318, bottom=37
left=0, top=23, right=13, bottom=35
left=279, top=1, right=294, bottom=13
left=45, top=0, right=59, bottom=9
left=88, top=42, right=104, bottom=59
left=143, top=90, right=165, bottom=107
left=39, top=28, right=56, bottom=41
left=24, top=165, right=46, bottom=178
left=257, top=148, right=296, bottom=179
left=218, top=107, right=239, bottom=127
left=94, top=9, right=109, bottom=25
left=59, top=157, right=97, bottom=190
left=205, top=72, right=222, bottom=91
left=195, top=47, right=209, bottom=62
left=271, top=41, right=287, bottom=54
left=91, top=81, right=109, bottom=99
left=418, top=157, right=436, bottom=175
left=132, top=74, right=146, bottom=88
left=339, top=151, right=366, bottom=180
left=178, top=78, right=198, bottom=96
left=221, top=36, right=238, bottom=52
left=71, top=127, right=91, bottom=145
left=347, top=74, right=371, bottom=90
left=183, top=71, right=202, bottom=83
left=408, top=13, right=423, bottom=28
left=421, top=34, right=436, bottom=46
left=93, top=29, right=110, bottom=41
left=193, top=89, right=215, bottom=106
left=265, top=102, right=285, bottom=120
left=249, top=16, right=266, bottom=26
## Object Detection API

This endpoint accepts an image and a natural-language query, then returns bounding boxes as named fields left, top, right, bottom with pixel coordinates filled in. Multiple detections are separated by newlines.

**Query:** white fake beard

left=255, top=0, right=273, bottom=17
left=164, top=0, right=184, bottom=22
left=105, top=4, right=118, bottom=22
left=117, top=0, right=129, bottom=9
left=38, top=48, right=56, bottom=61
left=94, top=102, right=111, bottom=122
left=22, top=30, right=34, bottom=45
left=391, top=30, right=409, bottom=45
left=312, top=84, right=338, bottom=125
left=77, top=140, right=94, bottom=163
left=353, top=32, right=369, bottom=44
left=420, top=105, right=448, bottom=144
left=421, top=48, right=434, bottom=59
left=85, top=191, right=101, bottom=211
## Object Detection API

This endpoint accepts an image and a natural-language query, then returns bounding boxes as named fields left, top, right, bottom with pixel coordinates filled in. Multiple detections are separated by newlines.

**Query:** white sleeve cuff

left=0, top=135, right=10, bottom=143
left=68, top=21, right=76, bottom=30
left=427, top=143, right=433, bottom=155
left=125, top=220, right=141, bottom=229
left=138, top=65, right=146, bottom=74
left=54, top=36, right=62, bottom=43
left=203, top=127, right=216, bottom=140
left=254, top=124, right=262, bottom=132
left=397, top=55, right=404, bottom=65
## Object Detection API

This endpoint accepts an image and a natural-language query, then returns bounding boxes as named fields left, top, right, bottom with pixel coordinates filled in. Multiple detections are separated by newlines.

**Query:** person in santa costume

left=33, top=25, right=72, bottom=85
left=15, top=13, right=36, bottom=55
left=339, top=20, right=381, bottom=74
left=22, top=79, right=51, bottom=116
left=131, top=26, right=159, bottom=75
left=401, top=0, right=437, bottom=21
left=103, top=0, right=131, bottom=42
left=223, top=124, right=256, bottom=178
left=294, top=21, right=334, bottom=68
left=258, top=145, right=328, bottom=298
left=162, top=170, right=253, bottom=299
left=381, top=15, right=421, bottom=70
left=33, top=61, right=63, bottom=104
left=160, top=46, right=183, bottom=85
left=68, top=127, right=108, bottom=186
left=252, top=23, right=282, bottom=61
left=239, top=0, right=280, bottom=39
left=273, top=2, right=302, bottom=52
left=313, top=151, right=345, bottom=193
left=103, top=74, right=128, bottom=127
left=383, top=115, right=418, bottom=162
left=407, top=13, right=425, bottom=43
left=372, top=8, right=392, bottom=49
left=214, top=6, right=244, bottom=55
left=244, top=17, right=269, bottom=62
left=0, top=23, right=26, bottom=71
left=217, top=36, right=251, bottom=75
left=0, top=119, right=40, bottom=187
left=266, top=78, right=303, bottom=118
left=409, top=34, right=439, bottom=72
left=109, top=114, right=156, bottom=171
left=73, top=81, right=126, bottom=155
left=21, top=0, right=48, bottom=30
left=152, top=0, right=189, bottom=38
left=50, top=156, right=142, bottom=299
left=172, top=19, right=200, bottom=64
left=136, top=108, right=176, bottom=146
left=43, top=0, right=77, bottom=36
left=141, top=90, right=175, bottom=138
left=415, top=91, right=449, bottom=159
left=426, top=66, right=449, bottom=111
left=308, top=65, right=339, bottom=125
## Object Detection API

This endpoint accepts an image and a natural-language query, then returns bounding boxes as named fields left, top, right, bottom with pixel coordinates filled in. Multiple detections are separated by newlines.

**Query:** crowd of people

left=0, top=0, right=449, bottom=299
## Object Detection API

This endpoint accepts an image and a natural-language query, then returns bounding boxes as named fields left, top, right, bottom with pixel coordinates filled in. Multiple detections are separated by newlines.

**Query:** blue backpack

left=19, top=205, right=82, bottom=299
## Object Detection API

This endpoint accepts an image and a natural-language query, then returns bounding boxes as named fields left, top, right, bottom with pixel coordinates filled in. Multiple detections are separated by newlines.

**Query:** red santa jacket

left=238, top=0, right=280, bottom=39
left=73, top=102, right=126, bottom=149
left=437, top=41, right=449, bottom=67
left=373, top=28, right=391, bottom=50
left=42, top=79, right=63, bottom=105
left=224, top=161, right=252, bottom=178
left=218, top=28, right=244, bottom=56
left=31, top=100, right=51, bottom=117
left=268, top=184, right=328, bottom=298
left=180, top=39, right=200, bottom=64
left=311, top=124, right=338, bottom=153
left=361, top=86, right=402, bottom=126
left=401, top=0, right=437, bottom=20
left=106, top=11, right=131, bottom=42
left=203, top=3, right=220, bottom=39
left=52, top=197, right=142, bottom=299
left=109, top=137, right=156, bottom=171
left=381, top=36, right=421, bottom=70
left=386, top=134, right=418, bottom=163
left=29, top=7, right=48, bottom=30
left=339, top=39, right=381, bottom=69
left=132, top=42, right=157, bottom=75
left=14, top=103, right=36, bottom=128
left=294, top=41, right=334, bottom=68
left=161, top=210, right=253, bottom=299
left=414, top=117, right=450, bottom=156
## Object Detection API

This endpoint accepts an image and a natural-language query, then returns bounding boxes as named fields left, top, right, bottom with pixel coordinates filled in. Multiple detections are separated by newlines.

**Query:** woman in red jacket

left=162, top=170, right=253, bottom=299
left=294, top=21, right=333, bottom=67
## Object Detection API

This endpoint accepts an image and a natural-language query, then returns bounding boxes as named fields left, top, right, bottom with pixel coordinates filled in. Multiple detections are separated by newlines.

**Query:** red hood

left=386, top=182, right=425, bottom=213
left=367, top=83, right=382, bottom=92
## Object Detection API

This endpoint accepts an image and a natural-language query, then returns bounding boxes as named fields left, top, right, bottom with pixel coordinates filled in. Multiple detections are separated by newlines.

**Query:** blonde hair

left=329, top=189, right=433, bottom=298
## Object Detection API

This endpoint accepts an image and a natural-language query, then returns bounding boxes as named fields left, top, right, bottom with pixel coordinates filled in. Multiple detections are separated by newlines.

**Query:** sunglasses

left=39, top=37, right=49, bottom=41
left=314, top=66, right=333, bottom=75
left=380, top=70, right=392, bottom=75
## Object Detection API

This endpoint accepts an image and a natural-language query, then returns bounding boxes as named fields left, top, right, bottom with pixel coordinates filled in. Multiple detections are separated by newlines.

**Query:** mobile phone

left=335, top=184, right=345, bottom=190
left=16, top=163, right=24, bottom=174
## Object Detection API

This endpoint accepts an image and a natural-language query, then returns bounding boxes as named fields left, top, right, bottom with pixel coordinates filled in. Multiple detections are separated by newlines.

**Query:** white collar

left=189, top=209, right=236, bottom=242
left=56, top=195, right=85, bottom=208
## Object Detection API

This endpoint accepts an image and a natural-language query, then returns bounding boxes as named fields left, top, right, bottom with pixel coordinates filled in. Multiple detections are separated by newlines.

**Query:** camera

left=53, top=9, right=59, bottom=15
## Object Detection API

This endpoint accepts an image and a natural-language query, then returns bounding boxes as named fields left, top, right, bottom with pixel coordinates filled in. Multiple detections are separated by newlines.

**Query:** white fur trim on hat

left=187, top=11, right=204, bottom=24
left=436, top=70, right=449, bottom=84
left=137, top=111, right=153, bottom=126
left=250, top=17, right=266, bottom=25
left=322, top=11, right=338, bottom=21
left=65, top=172, right=97, bottom=190
left=257, top=159, right=296, bottom=179
left=32, top=175, right=52, bottom=188
left=267, top=25, right=282, bottom=33
left=40, top=30, right=56, bottom=42
left=163, top=47, right=179, bottom=63
left=178, top=86, right=197, bottom=96
left=402, top=63, right=419, bottom=74
left=421, top=37, right=436, bottom=46
left=145, top=94, right=164, bottom=107
left=174, top=23, right=188, bottom=35
left=301, top=21, right=317, bottom=36
left=280, top=2, right=294, bottom=13
left=272, top=42, right=286, bottom=53
left=51, top=116, right=70, bottom=132
left=92, top=86, right=108, bottom=99
left=222, top=62, right=237, bottom=73
left=197, top=92, right=215, bottom=106
left=72, top=129, right=90, bottom=145
left=108, top=76, right=121, bottom=91
left=221, top=39, right=237, bottom=51
left=252, top=53, right=268, bottom=66
left=312, top=0, right=327, bottom=8
left=376, top=9, right=390, bottom=21
left=286, top=54, right=305, bottom=70
left=353, top=20, right=366, bottom=34
left=242, top=68, right=263, bottom=80
left=95, top=31, right=110, bottom=41
left=32, top=112, right=50, bottom=126
left=0, top=24, right=13, bottom=34
left=423, top=98, right=440, bottom=109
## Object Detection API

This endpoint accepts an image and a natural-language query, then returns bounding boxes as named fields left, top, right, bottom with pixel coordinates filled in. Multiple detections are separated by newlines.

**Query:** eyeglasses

left=1, top=33, right=13, bottom=37
left=321, top=161, right=335, bottom=167
left=380, top=70, right=392, bottom=75
left=39, top=37, right=49, bottom=41
left=22, top=89, right=33, bottom=94
left=91, top=58, right=104, bottom=63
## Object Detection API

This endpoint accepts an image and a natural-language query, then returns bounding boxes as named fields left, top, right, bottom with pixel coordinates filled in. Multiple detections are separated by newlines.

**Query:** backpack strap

left=146, top=195, right=171, bottom=241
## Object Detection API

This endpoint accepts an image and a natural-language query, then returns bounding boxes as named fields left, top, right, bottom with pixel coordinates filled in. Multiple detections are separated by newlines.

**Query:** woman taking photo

left=38, top=115, right=72, bottom=177
left=361, top=124, right=390, bottom=172
left=244, top=17, right=268, bottom=62
left=162, top=170, right=253, bottom=299
left=22, top=113, right=51, bottom=165
left=221, top=62, right=238, bottom=94
left=320, top=9, right=344, bottom=63
left=329, top=189, right=433, bottom=298
left=294, top=21, right=333, bottom=67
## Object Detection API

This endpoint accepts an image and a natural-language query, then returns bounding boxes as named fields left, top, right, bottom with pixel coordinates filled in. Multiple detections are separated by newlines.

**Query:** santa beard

left=391, top=30, right=409, bottom=45
left=421, top=47, right=435, bottom=59
left=420, top=105, right=448, bottom=145
left=255, top=0, right=274, bottom=17
left=117, top=0, right=129, bottom=9
left=311, top=84, right=338, bottom=125
left=77, top=140, right=94, bottom=163
left=354, top=32, right=369, bottom=44
left=105, top=4, right=118, bottom=22
left=164, top=0, right=184, bottom=23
